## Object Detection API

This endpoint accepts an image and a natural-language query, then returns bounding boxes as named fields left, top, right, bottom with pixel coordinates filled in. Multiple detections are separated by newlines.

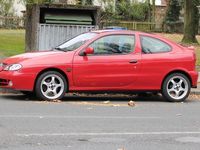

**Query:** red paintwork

left=0, top=30, right=198, bottom=92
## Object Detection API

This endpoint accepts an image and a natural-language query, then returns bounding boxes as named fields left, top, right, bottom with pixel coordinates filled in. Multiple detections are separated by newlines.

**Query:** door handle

left=129, top=59, right=138, bottom=64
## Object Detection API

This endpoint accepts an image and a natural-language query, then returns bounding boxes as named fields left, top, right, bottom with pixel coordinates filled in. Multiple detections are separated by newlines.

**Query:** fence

left=101, top=21, right=163, bottom=32
left=0, top=17, right=186, bottom=33
left=0, top=16, right=165, bottom=32
left=0, top=16, right=25, bottom=29
left=37, top=24, right=97, bottom=50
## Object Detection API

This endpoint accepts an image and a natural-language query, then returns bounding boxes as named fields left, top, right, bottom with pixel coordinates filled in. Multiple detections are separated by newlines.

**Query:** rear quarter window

left=140, top=36, right=171, bottom=54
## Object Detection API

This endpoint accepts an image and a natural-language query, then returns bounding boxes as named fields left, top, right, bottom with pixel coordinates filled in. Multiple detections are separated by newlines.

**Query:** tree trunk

left=147, top=0, right=151, bottom=22
left=182, top=0, right=199, bottom=43
left=152, top=0, right=155, bottom=23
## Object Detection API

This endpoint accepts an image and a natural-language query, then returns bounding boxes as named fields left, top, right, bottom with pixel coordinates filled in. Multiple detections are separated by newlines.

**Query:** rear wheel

left=162, top=73, right=191, bottom=102
left=35, top=71, right=67, bottom=100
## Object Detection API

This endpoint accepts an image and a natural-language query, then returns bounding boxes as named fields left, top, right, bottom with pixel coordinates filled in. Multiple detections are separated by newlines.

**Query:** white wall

left=135, top=0, right=162, bottom=5
left=13, top=0, right=26, bottom=17
left=155, top=0, right=162, bottom=5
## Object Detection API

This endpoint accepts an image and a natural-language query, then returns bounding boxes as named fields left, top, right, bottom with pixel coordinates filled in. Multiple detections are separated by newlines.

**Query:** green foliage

left=117, top=1, right=148, bottom=21
left=0, top=0, right=15, bottom=16
left=102, top=1, right=149, bottom=22
left=76, top=0, right=93, bottom=5
left=165, top=0, right=181, bottom=24
left=21, top=0, right=54, bottom=4
left=101, top=2, right=118, bottom=22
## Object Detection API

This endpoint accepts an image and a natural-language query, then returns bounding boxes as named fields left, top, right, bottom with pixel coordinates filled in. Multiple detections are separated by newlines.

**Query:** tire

left=35, top=71, right=67, bottom=101
left=162, top=73, right=191, bottom=102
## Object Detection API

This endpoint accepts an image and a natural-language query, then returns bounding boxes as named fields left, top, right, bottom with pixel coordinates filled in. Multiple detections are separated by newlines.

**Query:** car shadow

left=0, top=93, right=169, bottom=102
left=0, top=92, right=197, bottom=103
left=65, top=94, right=166, bottom=102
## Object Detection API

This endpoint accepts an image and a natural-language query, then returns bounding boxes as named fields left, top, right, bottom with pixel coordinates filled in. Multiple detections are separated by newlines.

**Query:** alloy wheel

left=40, top=74, right=65, bottom=100
left=166, top=76, right=189, bottom=100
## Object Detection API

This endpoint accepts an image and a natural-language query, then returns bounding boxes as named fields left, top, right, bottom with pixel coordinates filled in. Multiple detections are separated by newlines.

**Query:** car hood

left=2, top=51, right=74, bottom=66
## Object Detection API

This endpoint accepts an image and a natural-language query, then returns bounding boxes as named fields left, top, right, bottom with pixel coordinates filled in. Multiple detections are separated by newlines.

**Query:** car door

left=72, top=34, right=141, bottom=90
left=137, top=35, right=173, bottom=89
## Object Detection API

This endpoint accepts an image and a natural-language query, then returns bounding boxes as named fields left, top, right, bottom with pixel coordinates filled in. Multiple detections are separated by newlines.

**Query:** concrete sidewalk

left=191, top=83, right=200, bottom=94
left=192, top=72, right=200, bottom=94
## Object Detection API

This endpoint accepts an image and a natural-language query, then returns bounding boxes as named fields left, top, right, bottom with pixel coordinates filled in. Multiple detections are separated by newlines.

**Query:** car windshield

left=54, top=32, right=97, bottom=52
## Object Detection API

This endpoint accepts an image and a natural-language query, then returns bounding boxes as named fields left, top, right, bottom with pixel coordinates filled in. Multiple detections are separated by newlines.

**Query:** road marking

left=0, top=115, right=160, bottom=119
left=16, top=131, right=200, bottom=137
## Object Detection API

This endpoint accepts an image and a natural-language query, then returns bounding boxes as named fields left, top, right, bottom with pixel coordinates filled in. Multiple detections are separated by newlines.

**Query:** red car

left=0, top=30, right=198, bottom=102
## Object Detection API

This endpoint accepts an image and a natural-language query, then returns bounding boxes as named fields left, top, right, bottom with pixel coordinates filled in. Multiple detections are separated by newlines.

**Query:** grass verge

left=0, top=29, right=25, bottom=57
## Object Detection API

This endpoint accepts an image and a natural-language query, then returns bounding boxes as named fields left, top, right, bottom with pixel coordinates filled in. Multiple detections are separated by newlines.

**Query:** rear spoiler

left=178, top=43, right=195, bottom=51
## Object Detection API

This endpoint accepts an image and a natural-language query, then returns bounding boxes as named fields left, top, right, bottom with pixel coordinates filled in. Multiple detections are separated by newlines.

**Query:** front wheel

left=35, top=71, right=67, bottom=100
left=162, top=73, right=191, bottom=102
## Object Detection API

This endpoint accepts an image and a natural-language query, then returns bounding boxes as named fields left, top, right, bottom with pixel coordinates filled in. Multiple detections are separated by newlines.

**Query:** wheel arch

left=161, top=70, right=192, bottom=89
left=34, top=67, right=69, bottom=91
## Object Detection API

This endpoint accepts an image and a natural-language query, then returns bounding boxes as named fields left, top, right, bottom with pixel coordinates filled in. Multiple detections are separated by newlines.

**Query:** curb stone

left=191, top=91, right=200, bottom=95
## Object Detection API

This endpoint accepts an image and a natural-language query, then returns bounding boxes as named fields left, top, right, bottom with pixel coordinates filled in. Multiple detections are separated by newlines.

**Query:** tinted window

left=89, top=35, right=135, bottom=55
left=141, top=36, right=171, bottom=54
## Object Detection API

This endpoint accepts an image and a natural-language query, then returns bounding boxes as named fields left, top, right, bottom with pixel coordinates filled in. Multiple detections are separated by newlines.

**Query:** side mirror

left=83, top=47, right=94, bottom=55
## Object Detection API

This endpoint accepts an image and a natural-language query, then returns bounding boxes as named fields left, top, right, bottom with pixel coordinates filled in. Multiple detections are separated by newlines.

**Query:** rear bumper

left=0, top=70, right=35, bottom=91
left=190, top=71, right=199, bottom=88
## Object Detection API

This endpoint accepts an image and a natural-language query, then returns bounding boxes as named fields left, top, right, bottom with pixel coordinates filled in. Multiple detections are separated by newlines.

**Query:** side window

left=89, top=35, right=135, bottom=55
left=141, top=36, right=171, bottom=54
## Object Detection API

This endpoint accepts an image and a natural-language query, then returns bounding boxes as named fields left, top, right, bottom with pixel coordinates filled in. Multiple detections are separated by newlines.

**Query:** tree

left=110, top=0, right=149, bottom=21
left=164, top=0, right=181, bottom=32
left=152, top=0, right=155, bottom=22
left=77, top=0, right=93, bottom=5
left=146, top=0, right=151, bottom=22
left=182, top=0, right=200, bottom=43
left=165, top=0, right=181, bottom=23
left=0, top=0, right=15, bottom=17
left=21, top=0, right=54, bottom=4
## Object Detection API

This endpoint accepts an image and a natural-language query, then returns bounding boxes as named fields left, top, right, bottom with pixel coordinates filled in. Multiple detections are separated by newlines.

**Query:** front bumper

left=0, top=70, right=36, bottom=91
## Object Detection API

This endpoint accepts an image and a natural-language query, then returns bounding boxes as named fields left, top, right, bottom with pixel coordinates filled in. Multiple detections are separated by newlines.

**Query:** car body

left=0, top=30, right=198, bottom=102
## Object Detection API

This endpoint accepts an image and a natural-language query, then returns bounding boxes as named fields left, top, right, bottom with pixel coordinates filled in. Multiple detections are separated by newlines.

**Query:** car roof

left=90, top=30, right=177, bottom=45
left=91, top=29, right=136, bottom=34
left=91, top=29, right=154, bottom=36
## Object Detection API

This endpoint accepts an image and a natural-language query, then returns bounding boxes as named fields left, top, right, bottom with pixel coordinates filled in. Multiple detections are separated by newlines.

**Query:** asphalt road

left=0, top=94, right=200, bottom=150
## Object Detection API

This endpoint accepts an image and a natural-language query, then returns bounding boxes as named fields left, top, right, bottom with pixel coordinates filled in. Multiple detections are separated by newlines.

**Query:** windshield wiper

left=54, top=47, right=68, bottom=52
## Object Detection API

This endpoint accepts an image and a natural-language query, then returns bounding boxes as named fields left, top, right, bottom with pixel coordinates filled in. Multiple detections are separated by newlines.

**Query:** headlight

left=4, top=64, right=22, bottom=71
